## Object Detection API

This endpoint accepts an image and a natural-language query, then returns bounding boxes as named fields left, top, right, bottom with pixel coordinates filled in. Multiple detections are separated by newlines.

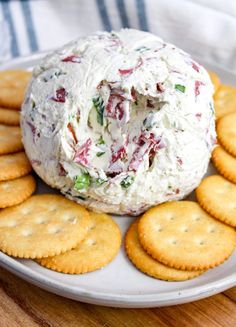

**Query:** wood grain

left=0, top=267, right=235, bottom=327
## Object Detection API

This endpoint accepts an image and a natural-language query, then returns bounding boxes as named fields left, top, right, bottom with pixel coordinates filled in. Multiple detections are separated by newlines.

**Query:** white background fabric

left=0, top=0, right=236, bottom=72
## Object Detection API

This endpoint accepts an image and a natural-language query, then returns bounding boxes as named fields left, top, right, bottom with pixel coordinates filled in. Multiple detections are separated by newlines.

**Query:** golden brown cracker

left=208, top=71, right=220, bottom=93
left=0, top=194, right=90, bottom=258
left=196, top=175, right=236, bottom=227
left=0, top=107, right=20, bottom=125
left=211, top=146, right=236, bottom=183
left=138, top=201, right=236, bottom=271
left=38, top=212, right=121, bottom=274
left=0, top=175, right=36, bottom=208
left=0, top=70, right=31, bottom=110
left=214, top=84, right=236, bottom=119
left=0, top=124, right=23, bottom=155
left=217, top=112, right=236, bottom=157
left=0, top=152, right=32, bottom=181
left=125, top=220, right=203, bottom=281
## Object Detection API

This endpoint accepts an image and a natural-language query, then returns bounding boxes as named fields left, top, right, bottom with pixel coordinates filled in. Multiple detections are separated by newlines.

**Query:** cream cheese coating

left=21, top=29, right=216, bottom=215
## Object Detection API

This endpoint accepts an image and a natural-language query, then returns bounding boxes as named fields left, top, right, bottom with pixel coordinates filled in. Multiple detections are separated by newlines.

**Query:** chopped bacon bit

left=175, top=188, right=180, bottom=194
left=74, top=139, right=92, bottom=166
left=149, top=148, right=155, bottom=167
left=147, top=99, right=155, bottom=108
left=129, top=132, right=164, bottom=171
left=119, top=58, right=143, bottom=75
left=58, top=163, right=66, bottom=176
left=106, top=94, right=125, bottom=121
left=26, top=121, right=36, bottom=137
left=52, top=88, right=67, bottom=103
left=154, top=141, right=165, bottom=151
left=111, top=146, right=127, bottom=163
left=154, top=44, right=166, bottom=52
left=131, top=87, right=137, bottom=101
left=177, top=157, right=183, bottom=165
left=62, top=55, right=81, bottom=63
left=195, top=113, right=202, bottom=121
left=125, top=134, right=130, bottom=146
left=30, top=159, right=41, bottom=166
left=192, top=62, right=200, bottom=72
left=211, top=135, right=217, bottom=145
left=106, top=172, right=120, bottom=178
left=194, top=81, right=204, bottom=97
left=67, top=123, right=78, bottom=143
left=156, top=83, right=164, bottom=92
left=171, top=69, right=181, bottom=74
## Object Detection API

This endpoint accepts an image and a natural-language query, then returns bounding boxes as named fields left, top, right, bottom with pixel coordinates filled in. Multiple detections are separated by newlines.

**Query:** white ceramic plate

left=0, top=53, right=235, bottom=308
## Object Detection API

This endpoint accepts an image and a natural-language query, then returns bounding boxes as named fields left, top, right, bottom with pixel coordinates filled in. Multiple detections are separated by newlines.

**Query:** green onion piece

left=92, top=96, right=105, bottom=125
left=135, top=46, right=150, bottom=52
left=76, top=195, right=86, bottom=201
left=175, top=84, right=186, bottom=93
left=209, top=102, right=214, bottom=114
left=96, top=178, right=106, bottom=186
left=97, top=136, right=105, bottom=145
left=96, top=152, right=105, bottom=157
left=74, top=173, right=90, bottom=190
left=120, top=175, right=135, bottom=189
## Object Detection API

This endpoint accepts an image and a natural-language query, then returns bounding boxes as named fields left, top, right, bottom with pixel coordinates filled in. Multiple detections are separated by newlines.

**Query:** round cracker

left=214, top=84, right=236, bottom=119
left=212, top=146, right=236, bottom=183
left=0, top=175, right=36, bottom=208
left=125, top=220, right=203, bottom=281
left=0, top=194, right=90, bottom=258
left=0, top=70, right=31, bottom=110
left=208, top=71, right=220, bottom=94
left=0, top=107, right=20, bottom=125
left=217, top=112, right=236, bottom=157
left=0, top=124, right=23, bottom=155
left=38, top=212, right=121, bottom=274
left=138, top=201, right=236, bottom=271
left=0, top=152, right=32, bottom=181
left=196, top=175, right=236, bottom=228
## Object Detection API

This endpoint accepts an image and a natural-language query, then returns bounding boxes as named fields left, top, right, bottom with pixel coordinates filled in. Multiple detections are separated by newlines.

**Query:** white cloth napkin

left=0, top=0, right=236, bottom=72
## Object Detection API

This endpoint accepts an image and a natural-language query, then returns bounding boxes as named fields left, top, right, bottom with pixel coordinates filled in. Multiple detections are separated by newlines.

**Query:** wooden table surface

left=0, top=267, right=235, bottom=327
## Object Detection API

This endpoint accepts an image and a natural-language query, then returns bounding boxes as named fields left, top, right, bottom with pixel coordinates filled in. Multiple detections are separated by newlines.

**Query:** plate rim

left=1, top=251, right=236, bottom=307
left=0, top=52, right=236, bottom=308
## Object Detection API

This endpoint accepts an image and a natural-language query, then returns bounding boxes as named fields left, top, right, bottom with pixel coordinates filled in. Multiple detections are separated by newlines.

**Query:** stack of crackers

left=0, top=70, right=36, bottom=209
left=0, top=194, right=121, bottom=274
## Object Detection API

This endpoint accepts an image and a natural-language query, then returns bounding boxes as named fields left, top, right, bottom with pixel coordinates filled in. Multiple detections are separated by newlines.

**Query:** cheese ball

left=21, top=29, right=216, bottom=215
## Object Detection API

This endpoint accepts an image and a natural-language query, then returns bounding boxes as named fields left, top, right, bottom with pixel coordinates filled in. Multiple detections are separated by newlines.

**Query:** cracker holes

left=35, top=218, right=47, bottom=225
left=198, top=240, right=205, bottom=245
left=193, top=216, right=201, bottom=222
left=48, top=226, right=62, bottom=234
left=21, top=230, right=33, bottom=237
left=86, top=238, right=97, bottom=246
left=62, top=214, right=77, bottom=224
left=49, top=205, right=57, bottom=212
left=167, top=213, right=175, bottom=221
left=21, top=208, right=31, bottom=215
left=7, top=221, right=18, bottom=227
left=208, top=227, right=216, bottom=233
left=1, top=183, right=10, bottom=190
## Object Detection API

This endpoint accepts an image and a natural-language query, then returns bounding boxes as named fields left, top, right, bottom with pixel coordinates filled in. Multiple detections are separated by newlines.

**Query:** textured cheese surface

left=21, top=29, right=216, bottom=215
